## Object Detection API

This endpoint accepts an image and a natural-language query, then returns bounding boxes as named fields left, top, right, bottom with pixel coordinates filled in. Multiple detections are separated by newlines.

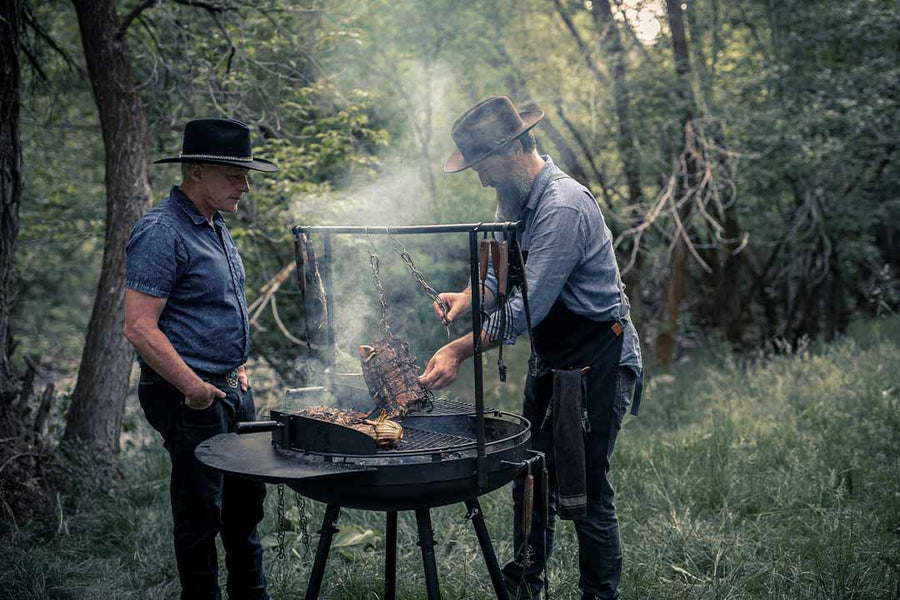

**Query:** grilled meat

left=358, top=337, right=430, bottom=418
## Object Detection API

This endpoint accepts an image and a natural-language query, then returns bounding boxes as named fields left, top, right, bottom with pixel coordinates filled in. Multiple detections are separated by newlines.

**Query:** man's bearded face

left=495, top=158, right=534, bottom=221
left=472, top=145, right=535, bottom=221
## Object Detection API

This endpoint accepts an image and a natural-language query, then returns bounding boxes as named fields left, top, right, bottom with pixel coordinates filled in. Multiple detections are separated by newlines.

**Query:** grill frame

left=294, top=221, right=524, bottom=478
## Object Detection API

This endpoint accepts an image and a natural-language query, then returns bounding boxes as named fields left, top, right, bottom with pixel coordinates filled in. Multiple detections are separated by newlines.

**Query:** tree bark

left=593, top=0, right=647, bottom=328
left=63, top=0, right=152, bottom=459
left=0, top=0, right=23, bottom=439
left=654, top=0, right=697, bottom=365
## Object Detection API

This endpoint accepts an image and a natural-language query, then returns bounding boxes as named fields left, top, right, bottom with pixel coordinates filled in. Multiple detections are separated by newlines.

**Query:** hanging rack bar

left=293, top=222, right=522, bottom=237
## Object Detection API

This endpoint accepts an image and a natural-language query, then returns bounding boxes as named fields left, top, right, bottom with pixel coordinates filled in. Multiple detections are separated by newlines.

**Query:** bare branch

left=118, top=0, right=159, bottom=39
left=171, top=0, right=229, bottom=14
left=119, top=0, right=229, bottom=39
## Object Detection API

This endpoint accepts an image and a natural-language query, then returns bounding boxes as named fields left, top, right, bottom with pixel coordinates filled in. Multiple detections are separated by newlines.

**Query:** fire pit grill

left=196, top=222, right=544, bottom=600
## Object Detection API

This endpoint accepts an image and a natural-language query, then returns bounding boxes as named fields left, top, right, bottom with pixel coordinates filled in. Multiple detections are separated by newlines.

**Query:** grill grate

left=414, top=397, right=493, bottom=416
left=382, top=426, right=473, bottom=452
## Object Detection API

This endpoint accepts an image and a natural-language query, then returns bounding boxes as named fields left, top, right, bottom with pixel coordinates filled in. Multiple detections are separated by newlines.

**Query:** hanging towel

left=551, top=368, right=589, bottom=520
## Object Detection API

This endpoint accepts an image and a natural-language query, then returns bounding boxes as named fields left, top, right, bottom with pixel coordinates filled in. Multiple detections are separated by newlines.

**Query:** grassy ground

left=2, top=318, right=900, bottom=599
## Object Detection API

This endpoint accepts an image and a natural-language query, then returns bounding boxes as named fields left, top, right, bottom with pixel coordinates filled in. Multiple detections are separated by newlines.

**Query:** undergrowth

left=2, top=318, right=899, bottom=599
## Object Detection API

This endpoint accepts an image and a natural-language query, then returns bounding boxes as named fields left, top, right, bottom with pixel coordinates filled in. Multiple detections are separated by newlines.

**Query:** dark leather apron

left=529, top=299, right=625, bottom=442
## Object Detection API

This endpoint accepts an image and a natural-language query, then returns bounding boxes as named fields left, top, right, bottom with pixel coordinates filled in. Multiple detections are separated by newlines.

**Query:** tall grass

left=2, top=318, right=899, bottom=599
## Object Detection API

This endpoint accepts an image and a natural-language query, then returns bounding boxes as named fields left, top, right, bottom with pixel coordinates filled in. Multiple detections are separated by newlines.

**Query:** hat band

left=179, top=153, right=253, bottom=162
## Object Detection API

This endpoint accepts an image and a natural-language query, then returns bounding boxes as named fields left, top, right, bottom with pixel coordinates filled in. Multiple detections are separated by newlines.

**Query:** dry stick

left=269, top=295, right=309, bottom=347
left=616, top=118, right=748, bottom=275
left=33, top=384, right=54, bottom=435
left=248, top=262, right=295, bottom=328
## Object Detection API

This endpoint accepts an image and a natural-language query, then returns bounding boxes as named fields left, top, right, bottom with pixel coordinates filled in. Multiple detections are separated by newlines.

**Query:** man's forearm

left=126, top=326, right=205, bottom=395
left=446, top=329, right=496, bottom=363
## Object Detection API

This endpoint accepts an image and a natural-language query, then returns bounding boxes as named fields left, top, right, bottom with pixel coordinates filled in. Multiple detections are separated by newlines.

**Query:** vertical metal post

left=469, top=230, right=488, bottom=489
left=415, top=508, right=442, bottom=600
left=465, top=499, right=510, bottom=600
left=385, top=511, right=398, bottom=600
left=305, top=504, right=341, bottom=600
left=322, top=233, right=336, bottom=368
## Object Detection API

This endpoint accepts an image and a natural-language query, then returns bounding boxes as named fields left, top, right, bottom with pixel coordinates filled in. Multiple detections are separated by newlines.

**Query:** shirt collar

left=171, top=186, right=225, bottom=227
left=524, top=156, right=558, bottom=212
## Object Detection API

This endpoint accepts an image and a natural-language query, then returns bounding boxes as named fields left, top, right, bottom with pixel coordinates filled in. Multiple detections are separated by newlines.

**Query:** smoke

left=280, top=58, right=504, bottom=395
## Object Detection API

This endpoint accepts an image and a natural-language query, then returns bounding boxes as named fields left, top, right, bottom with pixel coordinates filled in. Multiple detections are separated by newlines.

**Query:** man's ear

left=191, top=163, right=203, bottom=181
left=514, top=138, right=527, bottom=158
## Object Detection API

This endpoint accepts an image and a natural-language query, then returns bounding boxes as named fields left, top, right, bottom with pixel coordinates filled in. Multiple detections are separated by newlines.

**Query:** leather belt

left=140, top=366, right=239, bottom=388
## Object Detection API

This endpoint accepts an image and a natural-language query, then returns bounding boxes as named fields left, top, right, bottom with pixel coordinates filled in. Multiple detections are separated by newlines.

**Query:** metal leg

left=305, top=504, right=341, bottom=600
left=466, top=498, right=509, bottom=600
left=415, top=508, right=441, bottom=600
left=385, top=511, right=398, bottom=600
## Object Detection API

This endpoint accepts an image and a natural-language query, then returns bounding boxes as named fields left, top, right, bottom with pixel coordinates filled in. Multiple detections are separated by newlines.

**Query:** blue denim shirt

left=126, top=186, right=250, bottom=373
left=482, top=157, right=642, bottom=373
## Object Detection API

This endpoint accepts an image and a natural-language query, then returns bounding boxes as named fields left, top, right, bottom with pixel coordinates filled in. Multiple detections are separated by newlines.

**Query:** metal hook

left=364, top=226, right=378, bottom=253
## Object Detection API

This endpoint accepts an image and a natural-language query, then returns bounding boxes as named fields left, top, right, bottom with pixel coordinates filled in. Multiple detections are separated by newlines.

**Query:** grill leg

left=305, top=504, right=341, bottom=600
left=385, top=511, right=398, bottom=600
left=466, top=498, right=510, bottom=600
left=415, top=507, right=441, bottom=600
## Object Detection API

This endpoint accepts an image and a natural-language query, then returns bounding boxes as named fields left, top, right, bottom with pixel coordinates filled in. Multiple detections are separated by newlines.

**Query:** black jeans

left=139, top=372, right=269, bottom=600
left=502, top=367, right=636, bottom=600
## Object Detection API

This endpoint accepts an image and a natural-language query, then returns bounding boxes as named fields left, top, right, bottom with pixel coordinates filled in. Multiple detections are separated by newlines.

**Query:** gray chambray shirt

left=125, top=186, right=250, bottom=374
left=482, top=157, right=642, bottom=374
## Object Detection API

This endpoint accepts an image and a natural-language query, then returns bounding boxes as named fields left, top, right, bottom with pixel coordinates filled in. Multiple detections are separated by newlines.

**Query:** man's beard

left=494, top=161, right=535, bottom=222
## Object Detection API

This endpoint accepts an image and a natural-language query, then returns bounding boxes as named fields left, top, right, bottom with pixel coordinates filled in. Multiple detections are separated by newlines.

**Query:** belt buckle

left=226, top=369, right=239, bottom=389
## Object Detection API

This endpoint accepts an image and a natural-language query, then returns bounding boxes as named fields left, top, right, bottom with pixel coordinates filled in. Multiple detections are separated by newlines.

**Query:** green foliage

left=12, top=0, right=900, bottom=377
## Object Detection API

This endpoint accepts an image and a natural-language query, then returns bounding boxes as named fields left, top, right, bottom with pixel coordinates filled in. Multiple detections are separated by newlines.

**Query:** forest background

left=0, top=0, right=899, bottom=598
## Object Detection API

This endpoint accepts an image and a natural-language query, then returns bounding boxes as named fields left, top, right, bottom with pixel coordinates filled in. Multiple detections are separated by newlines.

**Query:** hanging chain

left=367, top=250, right=393, bottom=337
left=364, top=232, right=393, bottom=337
left=294, top=491, right=311, bottom=556
left=390, top=235, right=451, bottom=339
left=277, top=484, right=287, bottom=560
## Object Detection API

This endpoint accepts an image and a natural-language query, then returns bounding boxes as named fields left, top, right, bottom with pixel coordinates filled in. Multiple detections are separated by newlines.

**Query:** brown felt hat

left=444, top=96, right=544, bottom=173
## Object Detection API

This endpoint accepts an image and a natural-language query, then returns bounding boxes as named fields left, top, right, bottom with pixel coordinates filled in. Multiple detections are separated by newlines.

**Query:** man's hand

left=184, top=380, right=226, bottom=410
left=419, top=345, right=463, bottom=390
left=237, top=365, right=249, bottom=392
left=433, top=292, right=471, bottom=325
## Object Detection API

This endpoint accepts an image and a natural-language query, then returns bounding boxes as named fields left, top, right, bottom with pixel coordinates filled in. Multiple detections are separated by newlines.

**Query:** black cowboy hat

left=154, top=118, right=279, bottom=172
left=444, top=96, right=544, bottom=173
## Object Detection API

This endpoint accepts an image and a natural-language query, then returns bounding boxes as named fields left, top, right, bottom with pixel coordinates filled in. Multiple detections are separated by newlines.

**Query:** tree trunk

left=654, top=0, right=697, bottom=365
left=63, top=0, right=152, bottom=459
left=593, top=0, right=647, bottom=328
left=0, top=0, right=23, bottom=437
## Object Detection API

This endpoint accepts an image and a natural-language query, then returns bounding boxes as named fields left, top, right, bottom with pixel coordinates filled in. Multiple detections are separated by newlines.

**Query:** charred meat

left=359, top=337, right=431, bottom=418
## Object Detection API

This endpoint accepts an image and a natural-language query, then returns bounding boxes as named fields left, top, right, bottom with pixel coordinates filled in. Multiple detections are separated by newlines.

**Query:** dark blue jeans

left=502, top=367, right=636, bottom=600
left=139, top=371, right=269, bottom=600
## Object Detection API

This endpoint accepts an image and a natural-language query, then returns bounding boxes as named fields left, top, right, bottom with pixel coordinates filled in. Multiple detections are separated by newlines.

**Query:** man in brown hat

left=124, top=118, right=278, bottom=600
left=419, top=96, right=642, bottom=600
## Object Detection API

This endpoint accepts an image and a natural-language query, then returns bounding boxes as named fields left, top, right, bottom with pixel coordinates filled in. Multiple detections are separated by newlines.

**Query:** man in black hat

left=124, top=118, right=278, bottom=600
left=419, top=97, right=642, bottom=600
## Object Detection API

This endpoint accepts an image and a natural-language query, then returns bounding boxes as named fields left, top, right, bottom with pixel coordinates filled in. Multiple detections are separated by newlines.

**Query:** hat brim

left=154, top=156, right=280, bottom=173
left=443, top=109, right=544, bottom=174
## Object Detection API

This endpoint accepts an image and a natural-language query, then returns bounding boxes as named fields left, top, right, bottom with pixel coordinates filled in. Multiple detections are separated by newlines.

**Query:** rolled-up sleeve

left=483, top=205, right=584, bottom=344
left=126, top=221, right=181, bottom=298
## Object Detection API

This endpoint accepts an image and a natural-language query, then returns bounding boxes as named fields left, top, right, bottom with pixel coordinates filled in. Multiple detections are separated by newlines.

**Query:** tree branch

left=118, top=0, right=229, bottom=39
left=118, top=0, right=159, bottom=39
